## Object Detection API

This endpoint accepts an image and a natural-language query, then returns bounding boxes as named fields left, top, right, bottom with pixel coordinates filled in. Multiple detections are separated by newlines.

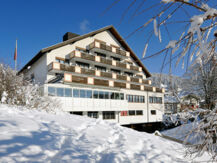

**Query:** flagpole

left=15, top=39, right=17, bottom=72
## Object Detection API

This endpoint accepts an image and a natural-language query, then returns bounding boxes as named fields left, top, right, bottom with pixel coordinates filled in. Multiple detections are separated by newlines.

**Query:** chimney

left=63, top=32, right=80, bottom=41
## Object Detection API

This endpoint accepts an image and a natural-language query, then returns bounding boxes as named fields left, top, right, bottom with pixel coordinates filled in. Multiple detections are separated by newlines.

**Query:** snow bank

left=0, top=105, right=211, bottom=162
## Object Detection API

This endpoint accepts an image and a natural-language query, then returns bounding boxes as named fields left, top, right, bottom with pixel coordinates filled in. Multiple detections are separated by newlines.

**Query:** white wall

left=25, top=54, right=47, bottom=84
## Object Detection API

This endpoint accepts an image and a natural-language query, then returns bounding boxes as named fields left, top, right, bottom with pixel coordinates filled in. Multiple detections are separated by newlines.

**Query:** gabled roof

left=19, top=25, right=151, bottom=77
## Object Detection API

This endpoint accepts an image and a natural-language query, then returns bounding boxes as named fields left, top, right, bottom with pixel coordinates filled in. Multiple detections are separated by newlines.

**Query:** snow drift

left=0, top=105, right=210, bottom=162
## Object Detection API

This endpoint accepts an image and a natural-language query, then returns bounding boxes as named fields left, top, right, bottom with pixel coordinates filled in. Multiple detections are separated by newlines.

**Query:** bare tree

left=183, top=53, right=217, bottom=110
left=106, top=0, right=217, bottom=160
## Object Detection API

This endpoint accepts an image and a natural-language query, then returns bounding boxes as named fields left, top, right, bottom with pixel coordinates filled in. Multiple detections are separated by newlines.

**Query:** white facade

left=22, top=26, right=164, bottom=125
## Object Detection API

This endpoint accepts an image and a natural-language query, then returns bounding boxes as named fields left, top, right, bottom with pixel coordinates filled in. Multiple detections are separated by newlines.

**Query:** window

left=103, top=111, right=115, bottom=119
left=133, top=95, right=136, bottom=102
left=120, top=111, right=128, bottom=116
left=48, top=87, right=56, bottom=96
left=110, top=56, right=121, bottom=61
left=105, top=92, right=109, bottom=99
left=153, top=97, right=157, bottom=103
left=111, top=92, right=115, bottom=99
left=114, top=93, right=119, bottom=100
left=149, top=96, right=162, bottom=104
left=128, top=110, right=136, bottom=116
left=57, top=88, right=64, bottom=97
left=95, top=65, right=107, bottom=72
left=75, top=61, right=89, bottom=69
left=111, top=69, right=121, bottom=74
left=30, top=74, right=35, bottom=82
left=120, top=93, right=124, bottom=100
left=73, top=89, right=79, bottom=98
left=124, top=72, right=133, bottom=77
left=65, top=88, right=72, bottom=97
left=56, top=59, right=64, bottom=64
left=151, top=110, right=156, bottom=115
left=88, top=112, right=98, bottom=119
left=96, top=52, right=106, bottom=58
left=149, top=97, right=153, bottom=103
left=80, top=90, right=86, bottom=98
left=93, top=91, right=99, bottom=99
left=135, top=95, right=139, bottom=103
left=139, top=96, right=145, bottom=103
left=127, top=94, right=145, bottom=103
left=136, top=110, right=143, bottom=115
left=86, top=90, right=92, bottom=98
left=70, top=112, right=83, bottom=115
left=99, top=91, right=104, bottom=99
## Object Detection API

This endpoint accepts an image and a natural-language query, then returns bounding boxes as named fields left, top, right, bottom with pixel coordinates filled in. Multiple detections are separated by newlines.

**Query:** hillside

left=0, top=105, right=211, bottom=162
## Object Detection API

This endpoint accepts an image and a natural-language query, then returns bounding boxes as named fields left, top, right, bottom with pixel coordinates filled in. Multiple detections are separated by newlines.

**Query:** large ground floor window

left=103, top=111, right=115, bottom=120
left=70, top=112, right=83, bottom=116
left=87, top=112, right=98, bottom=119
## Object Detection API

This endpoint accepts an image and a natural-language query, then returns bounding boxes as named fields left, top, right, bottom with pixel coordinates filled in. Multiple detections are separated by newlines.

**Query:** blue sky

left=0, top=0, right=204, bottom=76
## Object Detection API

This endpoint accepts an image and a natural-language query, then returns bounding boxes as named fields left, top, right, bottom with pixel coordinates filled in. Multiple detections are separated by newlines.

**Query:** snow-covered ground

left=0, top=105, right=211, bottom=162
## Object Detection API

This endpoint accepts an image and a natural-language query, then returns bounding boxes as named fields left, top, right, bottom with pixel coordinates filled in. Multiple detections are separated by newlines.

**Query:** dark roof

left=19, top=25, right=151, bottom=77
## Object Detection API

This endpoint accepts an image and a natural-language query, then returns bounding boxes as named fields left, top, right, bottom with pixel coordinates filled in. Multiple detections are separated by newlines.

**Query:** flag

left=14, top=40, right=17, bottom=61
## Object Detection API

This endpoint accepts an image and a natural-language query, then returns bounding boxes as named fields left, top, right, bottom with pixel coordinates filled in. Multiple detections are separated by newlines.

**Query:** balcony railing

left=89, top=40, right=130, bottom=57
left=70, top=51, right=95, bottom=61
left=69, top=50, right=142, bottom=72
left=48, top=62, right=152, bottom=87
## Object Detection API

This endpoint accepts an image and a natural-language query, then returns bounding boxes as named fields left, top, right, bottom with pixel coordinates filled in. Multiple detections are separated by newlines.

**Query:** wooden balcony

left=70, top=51, right=95, bottom=61
left=89, top=40, right=130, bottom=58
left=130, top=84, right=141, bottom=90
left=116, top=62, right=126, bottom=69
left=63, top=73, right=162, bottom=93
left=69, top=50, right=140, bottom=72
left=48, top=62, right=155, bottom=90
left=142, top=80, right=151, bottom=85
left=156, top=88, right=165, bottom=93
left=130, top=77, right=140, bottom=83
left=130, top=65, right=139, bottom=71
left=81, top=68, right=95, bottom=76
left=101, top=71, right=113, bottom=78
left=114, top=82, right=126, bottom=88
left=100, top=57, right=112, bottom=65
left=116, top=74, right=127, bottom=81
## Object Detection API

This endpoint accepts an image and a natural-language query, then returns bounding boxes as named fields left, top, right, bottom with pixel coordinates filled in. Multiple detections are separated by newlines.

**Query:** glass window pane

left=57, top=88, right=64, bottom=97
left=151, top=110, right=156, bottom=115
left=103, top=111, right=115, bottom=119
left=111, top=92, right=115, bottom=99
left=133, top=95, right=136, bottom=102
left=73, top=89, right=79, bottom=97
left=80, top=90, right=86, bottom=98
left=136, top=110, right=143, bottom=115
left=93, top=91, right=99, bottom=99
left=86, top=90, right=92, bottom=98
left=48, top=87, right=56, bottom=96
left=65, top=88, right=72, bottom=97
left=115, top=93, right=119, bottom=100
left=105, top=92, right=109, bottom=99
left=99, top=91, right=104, bottom=99
left=120, top=93, right=124, bottom=100
left=128, top=110, right=135, bottom=115
left=88, top=112, right=98, bottom=118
